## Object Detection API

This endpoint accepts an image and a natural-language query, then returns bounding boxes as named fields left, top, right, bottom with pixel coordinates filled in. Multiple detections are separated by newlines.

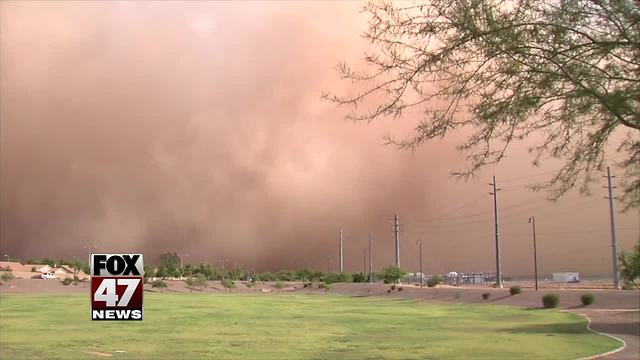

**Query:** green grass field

left=0, top=293, right=621, bottom=359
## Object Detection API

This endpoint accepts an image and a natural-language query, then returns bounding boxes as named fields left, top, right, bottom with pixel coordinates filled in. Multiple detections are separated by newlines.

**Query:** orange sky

left=1, top=1, right=638, bottom=277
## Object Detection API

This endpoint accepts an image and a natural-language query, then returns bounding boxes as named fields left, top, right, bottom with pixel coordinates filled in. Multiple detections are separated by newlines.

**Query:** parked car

left=41, top=272, right=57, bottom=280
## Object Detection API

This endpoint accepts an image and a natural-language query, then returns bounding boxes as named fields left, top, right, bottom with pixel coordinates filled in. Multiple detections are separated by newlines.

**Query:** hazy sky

left=1, top=1, right=638, bottom=277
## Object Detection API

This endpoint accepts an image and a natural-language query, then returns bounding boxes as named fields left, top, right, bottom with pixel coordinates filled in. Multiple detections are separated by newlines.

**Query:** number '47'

left=94, top=279, right=140, bottom=307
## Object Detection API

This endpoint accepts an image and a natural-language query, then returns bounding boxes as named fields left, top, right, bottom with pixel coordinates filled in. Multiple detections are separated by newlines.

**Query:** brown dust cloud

left=1, top=1, right=638, bottom=277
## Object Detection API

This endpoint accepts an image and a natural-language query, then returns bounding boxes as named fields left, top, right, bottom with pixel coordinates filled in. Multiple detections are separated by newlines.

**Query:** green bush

left=323, top=273, right=338, bottom=284
left=352, top=272, right=366, bottom=283
left=427, top=275, right=442, bottom=288
left=380, top=265, right=407, bottom=285
left=542, top=294, right=560, bottom=308
left=1, top=272, right=15, bottom=283
left=221, top=279, right=236, bottom=289
left=622, top=282, right=636, bottom=290
left=581, top=293, right=595, bottom=306
left=510, top=286, right=522, bottom=295
left=275, top=270, right=294, bottom=282
left=482, top=292, right=490, bottom=300
left=185, top=277, right=196, bottom=291
left=61, top=278, right=73, bottom=286
left=323, top=283, right=333, bottom=292
left=152, top=279, right=168, bottom=292
left=619, top=241, right=639, bottom=288
left=195, top=274, right=208, bottom=288
left=324, top=272, right=353, bottom=284
left=275, top=281, right=285, bottom=289
left=318, top=282, right=326, bottom=289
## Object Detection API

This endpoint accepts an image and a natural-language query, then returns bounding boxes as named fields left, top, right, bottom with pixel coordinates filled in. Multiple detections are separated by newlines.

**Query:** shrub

left=185, top=277, right=196, bottom=291
left=427, top=275, right=442, bottom=288
left=619, top=241, right=639, bottom=288
left=542, top=294, right=560, bottom=308
left=1, top=272, right=15, bottom=283
left=390, top=284, right=396, bottom=291
left=581, top=293, right=595, bottom=306
left=195, top=274, right=208, bottom=289
left=324, top=272, right=354, bottom=284
left=152, top=279, right=167, bottom=292
left=339, top=272, right=353, bottom=283
left=323, top=283, right=333, bottom=292
left=510, top=286, right=522, bottom=295
left=352, top=272, right=366, bottom=283
left=398, top=286, right=403, bottom=291
left=380, top=265, right=407, bottom=285
left=622, top=282, right=636, bottom=290
left=221, top=279, right=236, bottom=289
left=482, top=292, right=490, bottom=300
left=31, top=267, right=37, bottom=272
left=323, top=273, right=338, bottom=284
left=275, top=281, right=285, bottom=289
left=61, top=278, right=73, bottom=286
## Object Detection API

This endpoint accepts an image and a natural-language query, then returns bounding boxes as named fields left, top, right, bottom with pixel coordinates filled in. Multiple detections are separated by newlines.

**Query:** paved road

left=570, top=309, right=639, bottom=360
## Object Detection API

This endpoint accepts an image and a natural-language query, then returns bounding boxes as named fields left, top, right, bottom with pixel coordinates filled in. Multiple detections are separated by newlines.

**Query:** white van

left=41, top=272, right=57, bottom=280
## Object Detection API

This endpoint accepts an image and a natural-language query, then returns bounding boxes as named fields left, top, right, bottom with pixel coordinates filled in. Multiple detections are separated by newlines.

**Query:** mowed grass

left=0, top=293, right=621, bottom=359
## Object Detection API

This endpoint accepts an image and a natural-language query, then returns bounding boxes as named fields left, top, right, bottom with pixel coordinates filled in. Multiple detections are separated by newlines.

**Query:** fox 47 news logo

left=91, top=254, right=144, bottom=321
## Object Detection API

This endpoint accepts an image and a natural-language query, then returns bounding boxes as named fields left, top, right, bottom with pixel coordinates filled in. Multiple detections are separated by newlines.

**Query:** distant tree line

left=143, top=253, right=408, bottom=285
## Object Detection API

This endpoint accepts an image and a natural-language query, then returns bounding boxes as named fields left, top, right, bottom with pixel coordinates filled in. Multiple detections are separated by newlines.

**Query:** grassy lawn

left=0, top=293, right=621, bottom=359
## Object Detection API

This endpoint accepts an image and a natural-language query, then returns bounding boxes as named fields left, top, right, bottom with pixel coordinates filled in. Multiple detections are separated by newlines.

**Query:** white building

left=552, top=272, right=579, bottom=283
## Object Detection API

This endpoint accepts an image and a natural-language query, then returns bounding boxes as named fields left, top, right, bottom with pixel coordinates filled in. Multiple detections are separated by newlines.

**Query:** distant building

left=445, top=272, right=491, bottom=285
left=552, top=272, right=579, bottom=283
left=0, top=261, right=88, bottom=279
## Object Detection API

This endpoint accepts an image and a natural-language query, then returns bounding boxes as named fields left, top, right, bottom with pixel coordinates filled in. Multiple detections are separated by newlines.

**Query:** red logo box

left=90, top=253, right=145, bottom=321
left=91, top=277, right=143, bottom=320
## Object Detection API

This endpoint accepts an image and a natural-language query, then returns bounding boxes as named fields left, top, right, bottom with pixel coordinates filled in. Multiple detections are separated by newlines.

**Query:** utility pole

left=393, top=214, right=400, bottom=267
left=339, top=228, right=344, bottom=273
left=221, top=258, right=226, bottom=280
left=368, top=233, right=373, bottom=284
left=489, top=176, right=503, bottom=288
left=417, top=240, right=423, bottom=288
left=528, top=216, right=539, bottom=291
left=363, top=248, right=366, bottom=277
left=180, top=254, right=188, bottom=270
left=604, top=167, right=621, bottom=289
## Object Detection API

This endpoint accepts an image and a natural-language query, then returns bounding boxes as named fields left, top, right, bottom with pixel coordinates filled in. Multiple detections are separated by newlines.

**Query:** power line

left=405, top=194, right=487, bottom=224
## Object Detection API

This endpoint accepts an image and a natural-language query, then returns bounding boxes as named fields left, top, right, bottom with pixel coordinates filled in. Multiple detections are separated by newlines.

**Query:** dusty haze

left=1, top=1, right=638, bottom=277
